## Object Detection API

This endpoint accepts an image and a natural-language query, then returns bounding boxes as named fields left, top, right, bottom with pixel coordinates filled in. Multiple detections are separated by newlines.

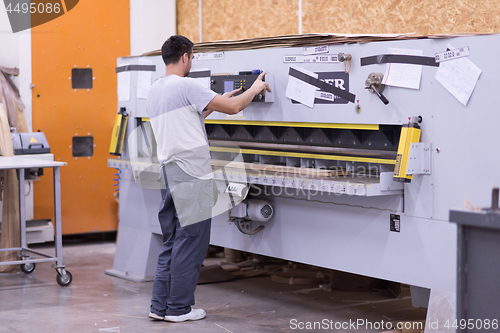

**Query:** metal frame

left=406, top=142, right=432, bottom=175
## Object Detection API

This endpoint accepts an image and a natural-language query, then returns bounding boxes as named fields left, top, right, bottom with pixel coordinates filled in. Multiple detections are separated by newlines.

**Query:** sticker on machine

left=193, top=52, right=225, bottom=61
left=291, top=71, right=349, bottom=105
left=284, top=54, right=339, bottom=63
left=303, top=45, right=329, bottom=55
left=435, top=46, right=470, bottom=63
left=315, top=91, right=335, bottom=102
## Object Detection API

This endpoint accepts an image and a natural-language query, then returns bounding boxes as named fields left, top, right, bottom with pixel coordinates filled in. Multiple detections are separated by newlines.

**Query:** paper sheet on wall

left=137, top=59, right=153, bottom=99
left=195, top=76, right=211, bottom=89
left=189, top=69, right=212, bottom=89
left=117, top=64, right=131, bottom=102
left=435, top=44, right=481, bottom=106
left=382, top=48, right=423, bottom=90
left=285, top=65, right=318, bottom=108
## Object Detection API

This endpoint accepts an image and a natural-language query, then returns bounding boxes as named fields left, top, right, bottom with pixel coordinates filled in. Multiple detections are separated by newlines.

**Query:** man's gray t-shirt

left=146, top=75, right=217, bottom=180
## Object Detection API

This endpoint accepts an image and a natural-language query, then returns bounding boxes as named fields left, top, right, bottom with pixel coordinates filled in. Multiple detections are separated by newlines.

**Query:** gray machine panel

left=111, top=34, right=500, bottom=330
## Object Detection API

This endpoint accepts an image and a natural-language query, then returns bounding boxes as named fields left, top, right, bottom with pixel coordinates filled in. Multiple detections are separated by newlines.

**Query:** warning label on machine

left=291, top=71, right=350, bottom=105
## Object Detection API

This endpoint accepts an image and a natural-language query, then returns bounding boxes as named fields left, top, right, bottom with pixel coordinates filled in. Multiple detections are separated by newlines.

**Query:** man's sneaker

left=164, top=308, right=206, bottom=322
left=149, top=312, right=164, bottom=320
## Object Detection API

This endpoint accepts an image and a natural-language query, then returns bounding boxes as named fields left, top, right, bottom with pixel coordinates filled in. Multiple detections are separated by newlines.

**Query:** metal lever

left=367, top=84, right=389, bottom=105
left=365, top=72, right=389, bottom=105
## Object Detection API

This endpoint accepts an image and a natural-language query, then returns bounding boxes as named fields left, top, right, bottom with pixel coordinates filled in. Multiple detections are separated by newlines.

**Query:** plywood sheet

left=302, top=0, right=500, bottom=35
left=177, top=0, right=200, bottom=43
left=176, top=0, right=500, bottom=47
left=201, top=0, right=299, bottom=42
left=177, top=0, right=500, bottom=45
left=14, top=101, right=29, bottom=133
left=0, top=104, right=19, bottom=272
left=212, top=160, right=349, bottom=178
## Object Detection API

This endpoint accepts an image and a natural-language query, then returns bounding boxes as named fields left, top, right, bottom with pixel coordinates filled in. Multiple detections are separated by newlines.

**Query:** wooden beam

left=211, top=159, right=350, bottom=178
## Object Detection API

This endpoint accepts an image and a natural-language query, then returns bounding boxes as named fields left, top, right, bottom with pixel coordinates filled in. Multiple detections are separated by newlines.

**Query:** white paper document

left=117, top=64, right=131, bottom=102
left=136, top=58, right=153, bottom=100
left=435, top=44, right=481, bottom=106
left=189, top=69, right=212, bottom=89
left=382, top=48, right=423, bottom=90
left=285, top=65, right=318, bottom=108
left=196, top=77, right=211, bottom=89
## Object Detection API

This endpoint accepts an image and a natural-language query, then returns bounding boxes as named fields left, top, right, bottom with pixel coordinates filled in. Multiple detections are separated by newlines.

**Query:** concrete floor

left=0, top=239, right=426, bottom=333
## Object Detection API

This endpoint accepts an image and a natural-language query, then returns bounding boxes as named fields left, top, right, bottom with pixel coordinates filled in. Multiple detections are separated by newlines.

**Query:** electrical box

left=211, top=73, right=274, bottom=102
left=12, top=133, right=50, bottom=155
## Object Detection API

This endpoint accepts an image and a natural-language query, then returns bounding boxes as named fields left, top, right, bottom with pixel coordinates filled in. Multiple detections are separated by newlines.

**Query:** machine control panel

left=211, top=73, right=273, bottom=103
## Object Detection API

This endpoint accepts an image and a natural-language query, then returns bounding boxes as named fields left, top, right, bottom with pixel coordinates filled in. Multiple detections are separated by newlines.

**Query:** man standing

left=146, top=35, right=270, bottom=323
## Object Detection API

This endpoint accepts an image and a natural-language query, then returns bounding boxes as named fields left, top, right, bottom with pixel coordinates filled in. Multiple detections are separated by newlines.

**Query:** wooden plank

left=14, top=101, right=28, bottom=133
left=0, top=99, right=13, bottom=156
left=0, top=103, right=20, bottom=272
left=211, top=159, right=350, bottom=178
left=0, top=69, right=26, bottom=272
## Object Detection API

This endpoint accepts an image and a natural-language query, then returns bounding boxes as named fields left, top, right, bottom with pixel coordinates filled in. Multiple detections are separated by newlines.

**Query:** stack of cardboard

left=141, top=32, right=491, bottom=56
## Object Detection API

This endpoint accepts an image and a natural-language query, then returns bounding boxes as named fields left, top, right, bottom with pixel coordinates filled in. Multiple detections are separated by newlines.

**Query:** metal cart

left=0, top=156, right=72, bottom=286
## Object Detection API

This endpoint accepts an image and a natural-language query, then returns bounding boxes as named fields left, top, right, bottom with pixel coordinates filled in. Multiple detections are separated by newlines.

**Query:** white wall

left=0, top=5, right=32, bottom=132
left=130, top=0, right=176, bottom=56
left=0, top=6, right=19, bottom=66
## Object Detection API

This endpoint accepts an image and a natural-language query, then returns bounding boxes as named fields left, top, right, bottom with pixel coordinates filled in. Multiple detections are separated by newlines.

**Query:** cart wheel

left=20, top=263, right=36, bottom=274
left=56, top=271, right=73, bottom=287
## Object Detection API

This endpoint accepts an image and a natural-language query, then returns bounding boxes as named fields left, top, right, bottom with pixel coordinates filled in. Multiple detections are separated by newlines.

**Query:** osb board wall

left=202, top=0, right=299, bottom=41
left=177, top=0, right=299, bottom=42
left=177, top=0, right=500, bottom=43
left=177, top=0, right=199, bottom=43
left=302, top=0, right=500, bottom=35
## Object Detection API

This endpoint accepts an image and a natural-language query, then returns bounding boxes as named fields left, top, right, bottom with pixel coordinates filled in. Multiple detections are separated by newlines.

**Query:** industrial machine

left=107, top=34, right=500, bottom=332
left=12, top=132, right=50, bottom=156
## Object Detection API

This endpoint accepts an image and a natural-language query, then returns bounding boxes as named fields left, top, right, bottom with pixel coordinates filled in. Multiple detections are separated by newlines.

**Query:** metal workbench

left=0, top=156, right=72, bottom=286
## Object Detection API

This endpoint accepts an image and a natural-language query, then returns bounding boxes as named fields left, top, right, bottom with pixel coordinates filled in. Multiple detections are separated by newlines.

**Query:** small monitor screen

left=224, top=80, right=234, bottom=93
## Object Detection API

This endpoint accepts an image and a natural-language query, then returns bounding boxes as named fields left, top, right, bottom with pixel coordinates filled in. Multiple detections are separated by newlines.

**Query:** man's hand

left=250, top=72, right=272, bottom=96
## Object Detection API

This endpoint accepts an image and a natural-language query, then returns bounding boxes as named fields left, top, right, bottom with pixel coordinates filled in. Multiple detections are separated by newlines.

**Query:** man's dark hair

left=161, top=35, right=194, bottom=66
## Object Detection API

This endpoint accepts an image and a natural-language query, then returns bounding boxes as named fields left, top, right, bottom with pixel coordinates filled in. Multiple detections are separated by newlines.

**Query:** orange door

left=32, top=1, right=130, bottom=234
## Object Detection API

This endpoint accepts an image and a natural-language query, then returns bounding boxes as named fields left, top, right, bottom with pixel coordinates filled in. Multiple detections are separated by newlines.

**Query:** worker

left=146, top=35, right=271, bottom=323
